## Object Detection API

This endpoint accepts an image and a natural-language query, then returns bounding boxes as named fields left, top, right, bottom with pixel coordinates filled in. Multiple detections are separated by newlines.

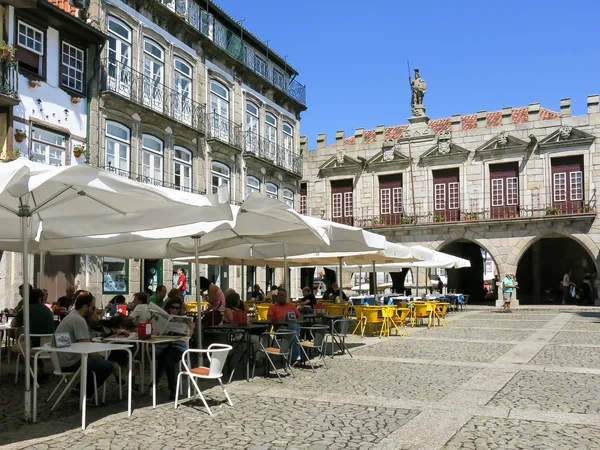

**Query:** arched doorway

left=439, top=240, right=498, bottom=303
left=516, top=236, right=596, bottom=304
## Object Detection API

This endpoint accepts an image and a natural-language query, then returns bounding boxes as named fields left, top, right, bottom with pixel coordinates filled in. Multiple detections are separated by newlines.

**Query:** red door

left=379, top=174, right=402, bottom=225
left=551, top=155, right=584, bottom=214
left=331, top=179, right=353, bottom=225
left=490, top=162, right=519, bottom=219
left=299, top=182, right=307, bottom=215
left=432, top=169, right=460, bottom=222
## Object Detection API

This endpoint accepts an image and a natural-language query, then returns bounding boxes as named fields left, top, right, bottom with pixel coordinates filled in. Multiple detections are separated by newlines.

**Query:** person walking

left=562, top=269, right=573, bottom=305
left=502, top=273, right=515, bottom=313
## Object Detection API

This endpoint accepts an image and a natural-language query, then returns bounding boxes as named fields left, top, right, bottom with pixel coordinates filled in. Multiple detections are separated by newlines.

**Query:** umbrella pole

left=19, top=204, right=32, bottom=421
left=39, top=250, right=45, bottom=289
left=241, top=260, right=245, bottom=301
left=359, top=266, right=362, bottom=295
left=372, top=261, right=376, bottom=298
left=194, top=237, right=203, bottom=360
left=284, top=257, right=289, bottom=297
left=338, top=257, right=344, bottom=315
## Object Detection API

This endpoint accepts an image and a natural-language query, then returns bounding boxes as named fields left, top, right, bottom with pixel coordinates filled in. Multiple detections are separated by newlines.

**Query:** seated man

left=267, top=288, right=302, bottom=364
left=322, top=282, right=348, bottom=302
left=297, top=286, right=316, bottom=315
left=147, top=285, right=167, bottom=309
left=57, top=285, right=76, bottom=310
left=55, top=294, right=117, bottom=402
left=12, top=288, right=55, bottom=347
left=128, top=292, right=150, bottom=324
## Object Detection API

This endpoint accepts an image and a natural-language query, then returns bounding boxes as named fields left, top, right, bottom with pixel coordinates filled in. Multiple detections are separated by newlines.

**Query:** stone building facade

left=301, top=95, right=600, bottom=304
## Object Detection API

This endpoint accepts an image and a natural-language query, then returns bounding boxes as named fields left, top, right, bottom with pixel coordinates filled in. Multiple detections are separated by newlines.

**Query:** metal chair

left=14, top=333, right=53, bottom=386
left=326, top=318, right=354, bottom=358
left=299, top=325, right=329, bottom=370
left=252, top=329, right=296, bottom=383
left=174, top=344, right=233, bottom=416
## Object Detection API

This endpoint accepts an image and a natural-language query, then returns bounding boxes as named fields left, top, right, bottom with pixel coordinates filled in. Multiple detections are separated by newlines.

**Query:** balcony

left=100, top=59, right=206, bottom=134
left=101, top=164, right=205, bottom=195
left=244, top=130, right=302, bottom=176
left=345, top=190, right=598, bottom=228
left=0, top=60, right=19, bottom=106
left=206, top=113, right=243, bottom=153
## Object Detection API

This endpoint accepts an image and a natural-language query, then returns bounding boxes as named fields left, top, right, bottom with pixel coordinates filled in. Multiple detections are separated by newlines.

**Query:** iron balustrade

left=101, top=164, right=205, bottom=195
left=101, top=59, right=206, bottom=134
left=0, top=60, right=18, bottom=99
left=206, top=113, right=243, bottom=151
left=244, top=130, right=302, bottom=176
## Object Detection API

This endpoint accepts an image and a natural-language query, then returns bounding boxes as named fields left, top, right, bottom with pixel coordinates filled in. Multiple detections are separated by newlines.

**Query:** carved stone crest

left=438, top=131, right=451, bottom=155
left=336, top=150, right=345, bottom=165
left=559, top=126, right=572, bottom=140
left=497, top=132, right=509, bottom=147
left=383, top=148, right=394, bottom=161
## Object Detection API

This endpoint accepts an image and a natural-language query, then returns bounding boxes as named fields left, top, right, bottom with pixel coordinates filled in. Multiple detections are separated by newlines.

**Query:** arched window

left=210, top=80, right=229, bottom=141
left=265, top=112, right=277, bottom=160
left=143, top=38, right=164, bottom=111
left=174, top=146, right=192, bottom=192
left=107, top=17, right=132, bottom=97
left=141, top=134, right=164, bottom=183
left=211, top=161, right=230, bottom=194
left=245, top=101, right=260, bottom=154
left=283, top=188, right=294, bottom=207
left=246, top=175, right=260, bottom=198
left=266, top=182, right=278, bottom=199
left=283, top=122, right=294, bottom=152
left=174, top=57, right=193, bottom=124
left=105, top=121, right=130, bottom=174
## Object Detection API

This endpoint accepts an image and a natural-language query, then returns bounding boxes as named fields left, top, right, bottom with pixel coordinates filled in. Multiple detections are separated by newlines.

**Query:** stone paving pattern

left=3, top=308, right=600, bottom=450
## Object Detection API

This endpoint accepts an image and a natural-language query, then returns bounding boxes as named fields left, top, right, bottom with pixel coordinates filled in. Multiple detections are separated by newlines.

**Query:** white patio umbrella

left=0, top=158, right=233, bottom=421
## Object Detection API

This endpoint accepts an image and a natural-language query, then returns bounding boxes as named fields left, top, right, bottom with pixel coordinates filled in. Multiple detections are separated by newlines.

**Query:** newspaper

left=147, top=303, right=193, bottom=337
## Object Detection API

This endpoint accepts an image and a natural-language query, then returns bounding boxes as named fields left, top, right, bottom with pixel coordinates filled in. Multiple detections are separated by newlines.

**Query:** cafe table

left=32, top=342, right=133, bottom=430
left=105, top=335, right=189, bottom=409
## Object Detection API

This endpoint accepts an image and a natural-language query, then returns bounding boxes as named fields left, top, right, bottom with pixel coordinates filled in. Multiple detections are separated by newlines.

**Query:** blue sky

left=217, top=0, right=599, bottom=147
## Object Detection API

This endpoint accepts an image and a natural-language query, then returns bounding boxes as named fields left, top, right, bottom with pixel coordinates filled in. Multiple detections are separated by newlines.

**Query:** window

left=273, top=68, right=285, bottom=90
left=283, top=122, right=294, bottom=151
left=211, top=161, right=230, bottom=194
left=551, top=155, right=584, bottom=213
left=283, top=189, right=294, bottom=207
left=344, top=192, right=353, bottom=217
left=266, top=182, right=278, bottom=199
left=61, top=42, right=84, bottom=92
left=105, top=121, right=130, bottom=174
left=174, top=58, right=193, bottom=124
left=141, top=134, right=164, bottom=183
left=434, top=184, right=446, bottom=211
left=245, top=101, right=260, bottom=154
left=489, top=162, right=519, bottom=218
left=331, top=179, right=353, bottom=225
left=174, top=146, right=192, bottom=192
left=17, top=21, right=44, bottom=76
left=209, top=80, right=229, bottom=141
left=381, top=188, right=391, bottom=214
left=432, top=168, right=460, bottom=221
left=553, top=173, right=567, bottom=202
left=254, top=54, right=267, bottom=77
left=299, top=182, right=307, bottom=215
left=379, top=174, right=402, bottom=224
left=448, top=182, right=459, bottom=209
left=570, top=171, right=583, bottom=201
left=143, top=38, right=164, bottom=111
left=491, top=178, right=504, bottom=207
left=246, top=176, right=260, bottom=198
left=506, top=177, right=518, bottom=205
left=107, top=16, right=132, bottom=97
left=103, top=257, right=129, bottom=294
left=332, top=193, right=342, bottom=218
left=265, top=113, right=277, bottom=160
left=30, top=127, right=65, bottom=166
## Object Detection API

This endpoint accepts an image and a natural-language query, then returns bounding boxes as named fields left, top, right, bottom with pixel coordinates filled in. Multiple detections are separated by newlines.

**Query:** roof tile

left=47, top=0, right=77, bottom=16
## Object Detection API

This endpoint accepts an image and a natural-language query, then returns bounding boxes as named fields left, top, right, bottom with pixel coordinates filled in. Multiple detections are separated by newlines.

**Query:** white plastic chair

left=174, top=344, right=233, bottom=416
left=45, top=344, right=102, bottom=410
left=14, top=333, right=54, bottom=386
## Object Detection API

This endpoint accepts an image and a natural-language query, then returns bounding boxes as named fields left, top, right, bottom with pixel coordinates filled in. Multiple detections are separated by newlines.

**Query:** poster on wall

left=103, top=257, right=128, bottom=293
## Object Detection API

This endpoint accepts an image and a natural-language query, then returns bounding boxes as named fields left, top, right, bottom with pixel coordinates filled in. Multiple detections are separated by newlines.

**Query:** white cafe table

left=105, top=336, right=189, bottom=409
left=32, top=342, right=133, bottom=430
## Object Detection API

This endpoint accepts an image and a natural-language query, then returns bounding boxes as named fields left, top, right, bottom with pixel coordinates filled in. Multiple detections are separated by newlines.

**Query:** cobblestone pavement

left=3, top=307, right=600, bottom=450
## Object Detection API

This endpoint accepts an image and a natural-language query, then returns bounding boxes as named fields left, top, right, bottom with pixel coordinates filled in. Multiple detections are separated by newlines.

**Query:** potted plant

left=14, top=129, right=26, bottom=143
left=401, top=216, right=415, bottom=225
left=545, top=207, right=561, bottom=216
left=0, top=42, right=16, bottom=63
left=433, top=215, right=446, bottom=223
left=73, top=143, right=85, bottom=158
left=371, top=217, right=383, bottom=227
left=71, top=96, right=82, bottom=105
left=28, top=79, right=42, bottom=88
left=579, top=205, right=596, bottom=214
left=1, top=149, right=21, bottom=162
left=506, top=210, right=518, bottom=218
left=462, top=212, right=478, bottom=221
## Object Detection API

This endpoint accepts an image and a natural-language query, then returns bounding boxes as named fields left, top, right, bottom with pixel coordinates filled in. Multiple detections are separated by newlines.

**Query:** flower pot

left=73, top=150, right=83, bottom=158
left=14, top=134, right=24, bottom=143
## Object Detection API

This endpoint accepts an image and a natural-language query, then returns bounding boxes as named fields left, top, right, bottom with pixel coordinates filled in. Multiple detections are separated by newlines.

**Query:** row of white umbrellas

left=0, top=159, right=468, bottom=420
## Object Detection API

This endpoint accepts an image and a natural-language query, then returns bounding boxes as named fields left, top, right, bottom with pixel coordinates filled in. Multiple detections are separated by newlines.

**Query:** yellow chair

left=256, top=305, right=270, bottom=321
left=363, top=307, right=385, bottom=337
left=325, top=304, right=345, bottom=316
left=379, top=307, right=396, bottom=337
left=434, top=302, right=450, bottom=327
left=390, top=307, right=411, bottom=337
left=351, top=306, right=366, bottom=336
left=185, top=302, right=197, bottom=312
left=200, top=301, right=209, bottom=311
left=411, top=303, right=433, bottom=327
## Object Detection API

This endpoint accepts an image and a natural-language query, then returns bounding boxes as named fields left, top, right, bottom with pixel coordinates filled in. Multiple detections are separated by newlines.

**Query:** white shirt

left=563, top=274, right=570, bottom=287
left=130, top=304, right=151, bottom=324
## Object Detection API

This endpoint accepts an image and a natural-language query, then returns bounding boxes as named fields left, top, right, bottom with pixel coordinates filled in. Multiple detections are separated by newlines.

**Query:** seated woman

left=223, top=291, right=243, bottom=323
left=156, top=297, right=194, bottom=400
left=199, top=276, right=225, bottom=327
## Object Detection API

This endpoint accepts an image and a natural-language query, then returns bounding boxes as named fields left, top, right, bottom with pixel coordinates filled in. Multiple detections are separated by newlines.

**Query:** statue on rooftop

left=409, top=68, right=427, bottom=116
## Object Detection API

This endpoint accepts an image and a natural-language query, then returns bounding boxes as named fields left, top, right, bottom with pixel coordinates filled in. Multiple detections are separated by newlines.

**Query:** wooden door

left=432, top=169, right=460, bottom=222
left=551, top=155, right=584, bottom=213
left=331, top=179, right=353, bottom=225
left=490, top=162, right=519, bottom=219
left=379, top=174, right=402, bottom=225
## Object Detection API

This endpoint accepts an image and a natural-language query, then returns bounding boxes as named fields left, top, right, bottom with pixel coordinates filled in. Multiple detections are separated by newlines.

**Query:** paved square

left=415, top=327, right=536, bottom=342
left=452, top=319, right=549, bottom=329
left=529, top=344, right=600, bottom=369
left=550, top=330, right=600, bottom=345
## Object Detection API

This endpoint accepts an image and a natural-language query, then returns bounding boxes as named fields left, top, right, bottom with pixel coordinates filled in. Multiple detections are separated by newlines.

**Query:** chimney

left=317, top=133, right=326, bottom=149
left=300, top=136, right=308, bottom=153
left=528, top=103, right=540, bottom=122
left=560, top=98, right=571, bottom=117
left=502, top=107, right=512, bottom=125
left=476, top=111, right=487, bottom=129
left=335, top=130, right=345, bottom=146
left=354, top=127, right=364, bottom=144
left=451, top=114, right=461, bottom=132
left=587, top=94, right=600, bottom=114
left=375, top=125, right=385, bottom=142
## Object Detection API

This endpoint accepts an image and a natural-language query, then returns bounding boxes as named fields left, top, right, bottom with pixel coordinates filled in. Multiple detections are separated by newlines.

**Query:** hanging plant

left=28, top=79, right=42, bottom=88
left=0, top=42, right=16, bottom=63
left=14, top=129, right=26, bottom=143
left=73, top=143, right=85, bottom=158
left=71, top=96, right=82, bottom=105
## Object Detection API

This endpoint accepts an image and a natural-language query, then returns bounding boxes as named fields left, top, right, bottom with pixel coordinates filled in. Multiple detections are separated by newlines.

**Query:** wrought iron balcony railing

left=244, top=130, right=302, bottom=176
left=101, top=59, right=206, bottom=134
left=0, top=60, right=18, bottom=99
left=101, top=164, right=205, bottom=195
left=327, top=189, right=598, bottom=228
left=206, top=113, right=243, bottom=151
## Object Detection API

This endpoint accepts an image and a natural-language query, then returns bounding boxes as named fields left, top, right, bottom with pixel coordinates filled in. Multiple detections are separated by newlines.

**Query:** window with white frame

left=61, top=42, right=84, bottom=92
left=332, top=193, right=342, bottom=218
left=491, top=178, right=504, bottom=207
left=434, top=184, right=446, bottom=210
left=17, top=21, right=44, bottom=76
left=392, top=187, right=402, bottom=213
left=283, top=122, right=294, bottom=151
left=506, top=177, right=518, bottom=205
left=299, top=194, right=307, bottom=215
left=143, top=38, right=164, bottom=111
left=30, top=127, right=65, bottom=166
left=211, top=161, right=230, bottom=194
left=266, top=182, right=278, bottom=199
left=141, top=134, right=163, bottom=183
left=344, top=191, right=353, bottom=217
left=210, top=80, right=230, bottom=141
left=553, top=173, right=567, bottom=202
left=174, top=146, right=192, bottom=192
left=570, top=171, right=583, bottom=201
left=174, top=58, right=193, bottom=124
left=380, top=188, right=391, bottom=215
left=107, top=16, right=132, bottom=97
left=265, top=113, right=277, bottom=160
left=246, top=176, right=260, bottom=197
left=448, top=182, right=459, bottom=209
left=105, top=121, right=130, bottom=174
left=246, top=101, right=260, bottom=154
left=283, top=189, right=294, bottom=207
